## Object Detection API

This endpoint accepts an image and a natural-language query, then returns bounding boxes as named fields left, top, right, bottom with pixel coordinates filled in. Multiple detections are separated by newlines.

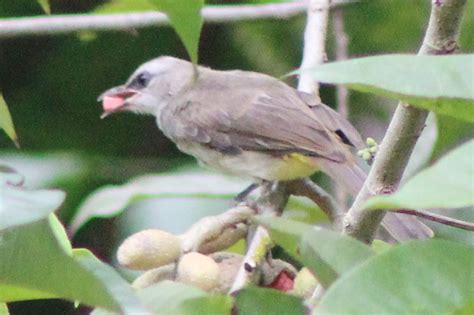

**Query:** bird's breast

left=175, top=142, right=319, bottom=181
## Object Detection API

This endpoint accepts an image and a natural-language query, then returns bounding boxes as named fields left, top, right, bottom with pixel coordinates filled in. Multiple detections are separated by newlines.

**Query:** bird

left=99, top=56, right=432, bottom=241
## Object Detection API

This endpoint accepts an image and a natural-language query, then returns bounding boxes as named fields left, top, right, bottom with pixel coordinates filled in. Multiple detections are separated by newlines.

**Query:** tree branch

left=343, top=0, right=468, bottom=243
left=288, top=178, right=343, bottom=225
left=393, top=209, right=474, bottom=231
left=331, top=7, right=350, bottom=208
left=0, top=0, right=355, bottom=38
left=229, top=182, right=290, bottom=294
left=297, top=0, right=331, bottom=98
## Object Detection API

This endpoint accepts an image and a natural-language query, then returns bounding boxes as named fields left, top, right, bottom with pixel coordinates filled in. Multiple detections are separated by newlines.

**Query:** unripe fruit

left=366, top=137, right=377, bottom=147
left=132, top=264, right=175, bottom=289
left=117, top=229, right=181, bottom=270
left=210, top=252, right=244, bottom=293
left=177, top=252, right=220, bottom=291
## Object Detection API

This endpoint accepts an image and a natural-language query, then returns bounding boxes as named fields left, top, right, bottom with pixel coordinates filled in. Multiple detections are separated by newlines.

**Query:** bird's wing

left=297, top=91, right=365, bottom=149
left=160, top=76, right=351, bottom=163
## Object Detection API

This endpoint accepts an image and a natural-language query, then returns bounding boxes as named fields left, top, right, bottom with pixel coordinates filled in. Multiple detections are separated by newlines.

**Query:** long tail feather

left=319, top=160, right=433, bottom=241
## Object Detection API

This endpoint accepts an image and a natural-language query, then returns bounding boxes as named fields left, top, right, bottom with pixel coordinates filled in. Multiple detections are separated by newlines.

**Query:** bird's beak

left=97, top=85, right=139, bottom=119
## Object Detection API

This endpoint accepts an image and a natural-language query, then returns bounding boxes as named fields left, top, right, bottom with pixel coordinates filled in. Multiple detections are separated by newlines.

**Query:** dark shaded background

left=1, top=0, right=473, bottom=313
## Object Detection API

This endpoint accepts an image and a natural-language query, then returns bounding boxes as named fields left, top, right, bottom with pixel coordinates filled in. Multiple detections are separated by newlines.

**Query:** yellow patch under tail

left=276, top=153, right=320, bottom=180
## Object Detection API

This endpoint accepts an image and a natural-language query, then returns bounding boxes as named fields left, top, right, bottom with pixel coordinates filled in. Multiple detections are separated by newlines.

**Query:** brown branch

left=343, top=0, right=468, bottom=243
left=288, top=178, right=343, bottom=225
left=0, top=0, right=356, bottom=38
left=394, top=209, right=474, bottom=231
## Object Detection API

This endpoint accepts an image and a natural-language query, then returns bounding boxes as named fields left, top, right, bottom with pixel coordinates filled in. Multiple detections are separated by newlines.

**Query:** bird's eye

left=133, top=71, right=152, bottom=88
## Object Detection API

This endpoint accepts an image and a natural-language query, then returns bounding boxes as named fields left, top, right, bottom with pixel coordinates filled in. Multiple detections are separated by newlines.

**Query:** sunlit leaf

left=256, top=217, right=374, bottom=288
left=315, top=240, right=474, bottom=314
left=0, top=183, right=65, bottom=231
left=0, top=94, right=18, bottom=147
left=70, top=171, right=247, bottom=234
left=37, top=0, right=51, bottom=14
left=0, top=303, right=8, bottom=315
left=94, top=281, right=232, bottom=315
left=297, top=54, right=474, bottom=122
left=0, top=219, right=147, bottom=313
left=365, top=139, right=474, bottom=210
left=236, top=287, right=306, bottom=315
left=149, top=0, right=204, bottom=63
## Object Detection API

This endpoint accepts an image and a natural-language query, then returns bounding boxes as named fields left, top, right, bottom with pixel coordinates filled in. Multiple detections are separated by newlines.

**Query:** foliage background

left=1, top=0, right=473, bottom=313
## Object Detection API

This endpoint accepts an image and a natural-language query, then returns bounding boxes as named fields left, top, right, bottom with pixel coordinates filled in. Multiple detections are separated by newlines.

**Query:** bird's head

left=98, top=56, right=193, bottom=118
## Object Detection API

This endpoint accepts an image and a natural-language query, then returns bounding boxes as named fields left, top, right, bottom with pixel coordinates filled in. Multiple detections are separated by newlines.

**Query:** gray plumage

left=100, top=56, right=432, bottom=241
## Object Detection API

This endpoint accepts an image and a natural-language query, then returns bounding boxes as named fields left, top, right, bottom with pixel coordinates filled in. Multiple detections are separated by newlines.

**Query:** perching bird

left=99, top=56, right=432, bottom=241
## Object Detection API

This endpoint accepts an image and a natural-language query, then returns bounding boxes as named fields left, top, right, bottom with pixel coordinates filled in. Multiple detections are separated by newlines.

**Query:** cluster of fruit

left=117, top=228, right=318, bottom=296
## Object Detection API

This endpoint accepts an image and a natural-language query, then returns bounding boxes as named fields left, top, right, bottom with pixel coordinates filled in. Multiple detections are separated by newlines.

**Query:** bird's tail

left=319, top=160, right=433, bottom=241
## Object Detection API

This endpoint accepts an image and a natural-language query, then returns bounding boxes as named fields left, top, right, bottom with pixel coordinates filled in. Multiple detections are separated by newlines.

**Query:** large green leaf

left=70, top=171, right=247, bottom=234
left=0, top=94, right=18, bottom=147
left=298, top=54, right=474, bottom=122
left=0, top=219, right=147, bottom=313
left=365, top=139, right=474, bottom=210
left=0, top=303, right=8, bottom=315
left=236, top=287, right=306, bottom=315
left=315, top=240, right=474, bottom=314
left=256, top=217, right=374, bottom=288
left=94, top=281, right=232, bottom=315
left=139, top=282, right=232, bottom=315
left=149, top=0, right=204, bottom=63
left=0, top=181, right=65, bottom=231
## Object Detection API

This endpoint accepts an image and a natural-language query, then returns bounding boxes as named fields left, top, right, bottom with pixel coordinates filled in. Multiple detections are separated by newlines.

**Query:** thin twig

left=297, top=0, right=331, bottom=97
left=0, top=0, right=355, bottom=38
left=288, top=178, right=343, bottom=224
left=331, top=8, right=349, bottom=118
left=229, top=225, right=272, bottom=293
left=394, top=209, right=474, bottom=231
left=229, top=182, right=290, bottom=293
left=331, top=7, right=350, bottom=208
left=343, top=0, right=468, bottom=243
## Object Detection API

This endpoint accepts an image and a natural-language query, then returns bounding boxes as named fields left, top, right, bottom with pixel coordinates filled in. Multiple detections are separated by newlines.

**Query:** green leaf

left=315, top=240, right=474, bottom=314
left=0, top=93, right=19, bottom=147
left=0, top=183, right=65, bottom=231
left=149, top=0, right=204, bottom=63
left=432, top=114, right=474, bottom=160
left=0, top=219, right=147, bottom=313
left=72, top=249, right=149, bottom=314
left=94, top=281, right=232, bottom=315
left=0, top=303, right=8, bottom=315
left=236, top=287, right=306, bottom=315
left=365, top=139, right=474, bottom=210
left=70, top=171, right=246, bottom=234
left=94, top=0, right=156, bottom=14
left=37, top=0, right=51, bottom=14
left=256, top=217, right=374, bottom=288
left=297, top=54, right=474, bottom=122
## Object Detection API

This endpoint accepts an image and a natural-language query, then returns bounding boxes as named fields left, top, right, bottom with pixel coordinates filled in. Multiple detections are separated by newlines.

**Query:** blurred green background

left=0, top=1, right=473, bottom=312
